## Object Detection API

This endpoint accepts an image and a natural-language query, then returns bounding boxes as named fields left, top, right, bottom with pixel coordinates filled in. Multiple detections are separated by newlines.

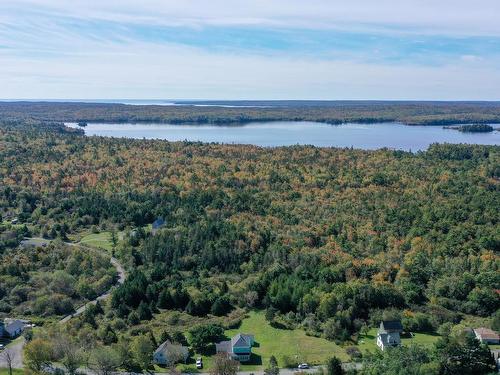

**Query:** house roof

left=215, top=340, right=231, bottom=353
left=216, top=333, right=254, bottom=353
left=474, top=328, right=500, bottom=340
left=380, top=320, right=403, bottom=332
left=152, top=217, right=165, bottom=229
left=4, top=320, right=24, bottom=335
left=231, top=333, right=253, bottom=348
left=154, top=340, right=188, bottom=356
left=154, top=341, right=169, bottom=355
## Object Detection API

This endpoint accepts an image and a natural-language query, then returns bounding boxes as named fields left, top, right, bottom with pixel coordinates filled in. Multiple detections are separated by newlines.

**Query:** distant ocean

left=2, top=99, right=464, bottom=108
left=2, top=99, right=499, bottom=108
left=0, top=99, right=274, bottom=107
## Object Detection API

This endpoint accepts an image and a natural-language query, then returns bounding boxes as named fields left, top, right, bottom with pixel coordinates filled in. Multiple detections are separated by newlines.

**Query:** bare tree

left=210, top=353, right=239, bottom=375
left=1, top=348, right=16, bottom=375
left=53, top=337, right=83, bottom=375
left=168, top=365, right=181, bottom=375
left=164, top=343, right=188, bottom=366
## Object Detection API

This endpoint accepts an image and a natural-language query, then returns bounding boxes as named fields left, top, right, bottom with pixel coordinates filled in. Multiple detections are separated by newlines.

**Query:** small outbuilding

left=152, top=217, right=165, bottom=235
left=474, top=328, right=500, bottom=344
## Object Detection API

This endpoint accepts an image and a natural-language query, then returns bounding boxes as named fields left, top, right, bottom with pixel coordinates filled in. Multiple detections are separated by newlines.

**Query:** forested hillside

left=1, top=121, right=498, bottom=345
left=2, top=101, right=500, bottom=125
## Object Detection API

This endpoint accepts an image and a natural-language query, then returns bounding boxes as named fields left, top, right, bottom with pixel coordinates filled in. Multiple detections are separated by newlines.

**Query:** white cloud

left=1, top=41, right=499, bottom=100
left=0, top=1, right=499, bottom=99
left=4, top=0, right=500, bottom=36
left=460, top=55, right=482, bottom=63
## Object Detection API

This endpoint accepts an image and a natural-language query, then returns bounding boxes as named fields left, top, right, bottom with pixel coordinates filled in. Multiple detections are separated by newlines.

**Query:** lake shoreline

left=69, top=119, right=500, bottom=127
left=65, top=121, right=500, bottom=151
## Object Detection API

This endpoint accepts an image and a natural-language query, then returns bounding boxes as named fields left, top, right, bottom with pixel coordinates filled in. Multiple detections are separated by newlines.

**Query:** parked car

left=196, top=357, right=203, bottom=369
left=298, top=363, right=310, bottom=369
left=0, top=344, right=4, bottom=350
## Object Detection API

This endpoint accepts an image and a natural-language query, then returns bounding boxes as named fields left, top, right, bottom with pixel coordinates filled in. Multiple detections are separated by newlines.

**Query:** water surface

left=66, top=121, right=500, bottom=151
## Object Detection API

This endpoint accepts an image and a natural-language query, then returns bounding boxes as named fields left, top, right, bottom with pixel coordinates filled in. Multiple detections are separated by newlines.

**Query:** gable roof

left=152, top=217, right=165, bottom=229
left=4, top=320, right=24, bottom=335
left=215, top=340, right=231, bottom=353
left=154, top=341, right=169, bottom=355
left=231, top=333, right=253, bottom=348
left=154, top=340, right=188, bottom=356
left=474, top=328, right=500, bottom=340
left=380, top=320, right=403, bottom=332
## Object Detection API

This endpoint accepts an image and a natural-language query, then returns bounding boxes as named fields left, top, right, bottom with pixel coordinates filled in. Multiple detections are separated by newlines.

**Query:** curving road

left=19, top=237, right=126, bottom=324
left=59, top=248, right=126, bottom=324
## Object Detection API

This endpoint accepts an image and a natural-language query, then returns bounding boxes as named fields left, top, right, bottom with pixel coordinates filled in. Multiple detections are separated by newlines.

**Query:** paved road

left=21, top=237, right=126, bottom=325
left=2, top=238, right=126, bottom=369
left=54, top=365, right=325, bottom=375
left=59, top=251, right=126, bottom=324
left=47, top=359, right=361, bottom=375
left=209, top=365, right=362, bottom=375
left=0, top=337, right=25, bottom=369
left=236, top=366, right=321, bottom=375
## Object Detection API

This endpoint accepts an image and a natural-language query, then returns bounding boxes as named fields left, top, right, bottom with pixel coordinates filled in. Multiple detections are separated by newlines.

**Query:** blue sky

left=1, top=1, right=500, bottom=100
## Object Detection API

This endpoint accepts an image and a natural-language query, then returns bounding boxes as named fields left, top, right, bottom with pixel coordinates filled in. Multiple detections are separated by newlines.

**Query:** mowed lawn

left=78, top=232, right=116, bottom=251
left=357, top=328, right=441, bottom=353
left=225, top=311, right=348, bottom=369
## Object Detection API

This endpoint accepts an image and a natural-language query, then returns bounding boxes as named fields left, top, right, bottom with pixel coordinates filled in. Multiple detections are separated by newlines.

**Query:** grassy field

left=78, top=231, right=116, bottom=251
left=357, top=328, right=441, bottom=353
left=0, top=369, right=23, bottom=375
left=180, top=311, right=348, bottom=371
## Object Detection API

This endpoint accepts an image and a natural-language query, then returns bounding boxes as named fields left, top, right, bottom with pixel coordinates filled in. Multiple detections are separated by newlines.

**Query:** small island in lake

left=77, top=121, right=88, bottom=127
left=444, top=124, right=494, bottom=133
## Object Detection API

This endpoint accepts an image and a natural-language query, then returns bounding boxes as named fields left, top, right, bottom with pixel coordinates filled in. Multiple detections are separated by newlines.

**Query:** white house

left=474, top=328, right=500, bottom=344
left=376, top=320, right=403, bottom=351
left=153, top=341, right=189, bottom=366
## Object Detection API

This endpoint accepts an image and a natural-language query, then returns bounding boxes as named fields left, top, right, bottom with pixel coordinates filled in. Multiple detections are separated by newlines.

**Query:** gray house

left=216, top=333, right=254, bottom=362
left=376, top=320, right=403, bottom=350
left=153, top=341, right=189, bottom=366
left=0, top=319, right=25, bottom=338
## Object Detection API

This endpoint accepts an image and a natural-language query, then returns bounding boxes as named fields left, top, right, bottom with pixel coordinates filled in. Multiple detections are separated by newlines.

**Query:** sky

left=1, top=0, right=500, bottom=100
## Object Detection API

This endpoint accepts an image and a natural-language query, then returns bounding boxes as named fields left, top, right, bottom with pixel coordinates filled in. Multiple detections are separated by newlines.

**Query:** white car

left=196, top=357, right=203, bottom=369
left=298, top=363, right=310, bottom=370
left=0, top=344, right=4, bottom=350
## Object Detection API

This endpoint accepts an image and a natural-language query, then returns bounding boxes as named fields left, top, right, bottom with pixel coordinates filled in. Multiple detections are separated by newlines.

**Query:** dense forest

left=0, top=241, right=116, bottom=317
left=1, top=119, right=498, bottom=347
left=2, top=101, right=500, bottom=125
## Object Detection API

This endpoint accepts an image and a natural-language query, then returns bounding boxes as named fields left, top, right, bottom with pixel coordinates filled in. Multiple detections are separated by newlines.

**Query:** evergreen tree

left=138, top=301, right=152, bottom=320
left=326, top=356, right=343, bottom=375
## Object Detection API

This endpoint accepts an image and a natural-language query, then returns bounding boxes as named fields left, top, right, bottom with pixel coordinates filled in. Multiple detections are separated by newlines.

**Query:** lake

left=65, top=121, right=500, bottom=151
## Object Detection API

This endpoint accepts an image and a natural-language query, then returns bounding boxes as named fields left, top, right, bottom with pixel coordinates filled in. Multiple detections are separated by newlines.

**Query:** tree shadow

left=269, top=320, right=288, bottom=330
left=244, top=353, right=262, bottom=366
